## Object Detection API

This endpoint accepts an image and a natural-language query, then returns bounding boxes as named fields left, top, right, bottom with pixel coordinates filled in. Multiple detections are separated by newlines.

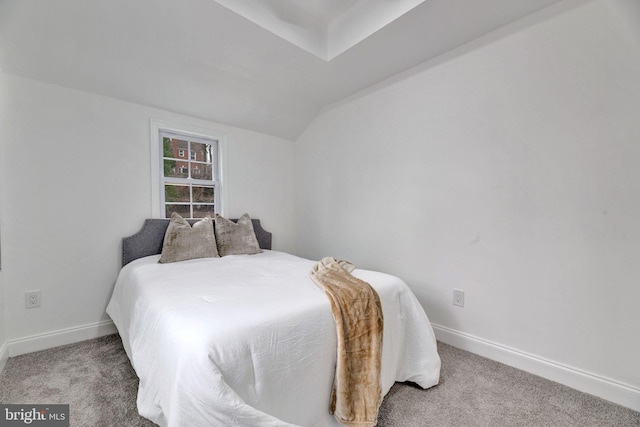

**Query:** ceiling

left=212, top=0, right=427, bottom=60
left=0, top=0, right=565, bottom=140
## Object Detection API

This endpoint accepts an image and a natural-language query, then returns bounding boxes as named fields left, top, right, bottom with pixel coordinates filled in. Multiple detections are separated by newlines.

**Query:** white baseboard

left=432, top=323, right=640, bottom=413
left=0, top=340, right=8, bottom=375
left=7, top=320, right=117, bottom=358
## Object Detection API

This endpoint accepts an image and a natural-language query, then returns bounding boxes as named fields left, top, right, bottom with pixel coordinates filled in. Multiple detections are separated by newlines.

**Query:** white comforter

left=106, top=250, right=440, bottom=427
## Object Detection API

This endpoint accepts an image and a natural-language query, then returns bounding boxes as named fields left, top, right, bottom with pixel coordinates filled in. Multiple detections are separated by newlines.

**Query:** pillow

left=159, top=213, right=219, bottom=263
left=214, top=213, right=262, bottom=256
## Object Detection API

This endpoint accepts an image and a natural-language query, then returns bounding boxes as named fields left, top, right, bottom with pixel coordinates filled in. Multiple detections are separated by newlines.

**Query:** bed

left=107, top=216, right=441, bottom=427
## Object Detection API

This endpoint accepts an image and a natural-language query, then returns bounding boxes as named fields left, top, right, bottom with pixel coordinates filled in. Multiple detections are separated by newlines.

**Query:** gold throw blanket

left=310, top=257, right=384, bottom=427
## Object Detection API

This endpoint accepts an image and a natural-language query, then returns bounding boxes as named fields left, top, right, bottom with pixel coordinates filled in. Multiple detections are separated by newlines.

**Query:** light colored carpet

left=1, top=334, right=638, bottom=426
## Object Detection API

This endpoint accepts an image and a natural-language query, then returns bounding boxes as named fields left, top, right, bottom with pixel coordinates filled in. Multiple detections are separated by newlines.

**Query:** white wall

left=295, top=0, right=640, bottom=409
left=0, top=272, right=5, bottom=374
left=0, top=74, right=7, bottom=372
left=0, top=270, right=5, bottom=374
left=0, top=78, right=6, bottom=370
left=0, top=73, right=295, bottom=354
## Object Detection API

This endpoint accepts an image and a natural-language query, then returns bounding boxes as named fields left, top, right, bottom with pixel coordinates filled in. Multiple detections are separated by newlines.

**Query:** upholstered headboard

left=122, top=218, right=272, bottom=266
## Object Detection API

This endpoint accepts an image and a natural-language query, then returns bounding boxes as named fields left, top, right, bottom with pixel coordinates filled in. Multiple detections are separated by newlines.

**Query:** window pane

left=163, top=138, right=188, bottom=160
left=164, top=160, right=189, bottom=178
left=165, top=204, right=190, bottom=218
left=162, top=137, right=173, bottom=158
left=191, top=142, right=213, bottom=164
left=192, top=186, right=214, bottom=203
left=159, top=130, right=219, bottom=220
left=193, top=204, right=215, bottom=218
left=165, top=184, right=190, bottom=203
left=190, top=163, right=212, bottom=180
left=163, top=158, right=176, bottom=177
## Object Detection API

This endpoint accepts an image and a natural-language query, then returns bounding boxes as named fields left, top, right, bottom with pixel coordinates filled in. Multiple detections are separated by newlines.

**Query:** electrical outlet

left=25, top=291, right=41, bottom=309
left=453, top=289, right=464, bottom=307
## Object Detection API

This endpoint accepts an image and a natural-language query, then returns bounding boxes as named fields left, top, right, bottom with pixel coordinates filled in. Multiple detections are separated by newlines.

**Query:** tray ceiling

left=213, top=0, right=426, bottom=60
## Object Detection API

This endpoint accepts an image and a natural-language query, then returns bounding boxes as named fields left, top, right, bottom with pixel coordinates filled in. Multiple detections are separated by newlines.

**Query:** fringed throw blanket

left=310, top=257, right=384, bottom=427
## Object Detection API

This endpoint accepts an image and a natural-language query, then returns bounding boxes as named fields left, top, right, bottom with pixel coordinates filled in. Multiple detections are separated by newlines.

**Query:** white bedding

left=106, top=250, right=440, bottom=427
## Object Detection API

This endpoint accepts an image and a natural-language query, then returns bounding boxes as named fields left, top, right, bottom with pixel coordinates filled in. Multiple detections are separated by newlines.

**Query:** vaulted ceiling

left=0, top=0, right=564, bottom=140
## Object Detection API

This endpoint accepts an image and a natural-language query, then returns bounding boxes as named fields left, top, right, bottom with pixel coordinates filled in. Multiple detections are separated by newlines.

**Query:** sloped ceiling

left=0, top=0, right=564, bottom=140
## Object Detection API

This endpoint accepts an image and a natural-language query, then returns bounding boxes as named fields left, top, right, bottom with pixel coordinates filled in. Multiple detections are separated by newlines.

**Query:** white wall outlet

left=453, top=289, right=464, bottom=307
left=25, top=291, right=41, bottom=309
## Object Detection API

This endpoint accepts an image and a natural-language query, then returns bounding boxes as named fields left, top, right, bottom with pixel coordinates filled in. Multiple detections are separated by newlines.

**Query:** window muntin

left=160, top=131, right=219, bottom=219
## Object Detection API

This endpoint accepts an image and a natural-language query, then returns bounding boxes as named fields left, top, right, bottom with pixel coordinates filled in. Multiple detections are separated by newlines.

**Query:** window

left=159, top=130, right=220, bottom=219
left=150, top=119, right=226, bottom=219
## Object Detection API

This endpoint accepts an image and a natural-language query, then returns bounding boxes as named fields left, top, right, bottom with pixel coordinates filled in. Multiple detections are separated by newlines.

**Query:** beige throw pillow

left=159, top=213, right=219, bottom=263
left=214, top=213, right=262, bottom=256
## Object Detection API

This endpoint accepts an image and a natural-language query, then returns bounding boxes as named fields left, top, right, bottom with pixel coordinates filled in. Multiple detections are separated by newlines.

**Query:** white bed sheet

left=107, top=250, right=440, bottom=427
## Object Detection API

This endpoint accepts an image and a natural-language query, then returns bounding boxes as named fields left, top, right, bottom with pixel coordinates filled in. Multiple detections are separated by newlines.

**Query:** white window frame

left=150, top=118, right=227, bottom=218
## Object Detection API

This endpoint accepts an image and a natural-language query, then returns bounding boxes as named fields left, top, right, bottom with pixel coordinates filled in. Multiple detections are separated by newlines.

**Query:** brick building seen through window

left=161, top=133, right=218, bottom=219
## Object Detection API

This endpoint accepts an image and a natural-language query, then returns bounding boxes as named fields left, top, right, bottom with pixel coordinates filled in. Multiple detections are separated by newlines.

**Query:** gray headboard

left=122, top=218, right=272, bottom=266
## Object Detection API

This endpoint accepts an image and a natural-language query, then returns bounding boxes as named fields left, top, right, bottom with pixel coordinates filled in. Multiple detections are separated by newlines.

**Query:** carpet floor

left=0, top=334, right=638, bottom=426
